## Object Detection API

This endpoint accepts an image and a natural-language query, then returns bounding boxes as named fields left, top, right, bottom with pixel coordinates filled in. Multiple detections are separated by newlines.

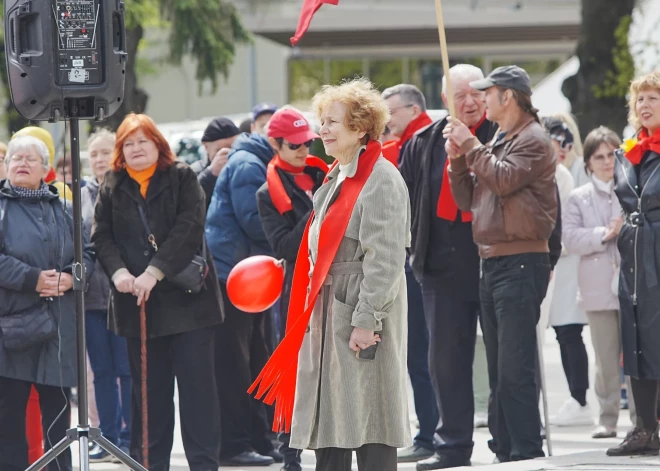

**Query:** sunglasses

left=281, top=139, right=314, bottom=150
left=550, top=134, right=571, bottom=149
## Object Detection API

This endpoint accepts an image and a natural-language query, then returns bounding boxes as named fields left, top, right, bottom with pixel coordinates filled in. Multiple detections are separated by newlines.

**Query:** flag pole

left=434, top=0, right=455, bottom=117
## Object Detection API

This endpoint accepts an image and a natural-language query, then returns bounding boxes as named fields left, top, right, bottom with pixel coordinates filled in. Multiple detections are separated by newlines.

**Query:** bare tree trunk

left=97, top=24, right=149, bottom=131
left=562, top=0, right=636, bottom=138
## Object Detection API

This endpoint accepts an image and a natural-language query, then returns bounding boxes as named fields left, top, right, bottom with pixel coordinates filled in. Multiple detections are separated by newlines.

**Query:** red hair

left=112, top=113, right=176, bottom=172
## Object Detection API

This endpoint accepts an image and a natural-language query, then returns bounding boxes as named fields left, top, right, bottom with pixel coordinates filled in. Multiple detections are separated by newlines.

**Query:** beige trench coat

left=289, top=153, right=413, bottom=450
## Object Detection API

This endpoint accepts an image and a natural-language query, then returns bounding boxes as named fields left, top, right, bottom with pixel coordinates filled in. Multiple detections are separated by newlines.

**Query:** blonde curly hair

left=311, top=77, right=390, bottom=142
left=628, top=71, right=660, bottom=130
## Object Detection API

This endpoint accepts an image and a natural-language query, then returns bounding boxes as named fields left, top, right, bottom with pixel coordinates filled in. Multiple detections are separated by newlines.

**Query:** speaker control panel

left=54, top=0, right=102, bottom=85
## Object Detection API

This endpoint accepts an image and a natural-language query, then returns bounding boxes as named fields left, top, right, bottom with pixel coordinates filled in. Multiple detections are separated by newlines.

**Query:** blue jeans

left=406, top=269, right=439, bottom=450
left=86, top=309, right=131, bottom=447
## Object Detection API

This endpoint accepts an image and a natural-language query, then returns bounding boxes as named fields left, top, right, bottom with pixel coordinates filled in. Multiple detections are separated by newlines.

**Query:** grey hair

left=442, top=64, right=485, bottom=95
left=88, top=128, right=116, bottom=148
left=6, top=136, right=50, bottom=168
left=381, top=84, right=427, bottom=112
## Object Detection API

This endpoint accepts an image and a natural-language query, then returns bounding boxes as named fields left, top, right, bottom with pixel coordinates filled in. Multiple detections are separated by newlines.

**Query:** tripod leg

left=536, top=323, right=553, bottom=456
left=95, top=435, right=147, bottom=471
left=79, top=435, right=90, bottom=471
left=25, top=435, right=74, bottom=471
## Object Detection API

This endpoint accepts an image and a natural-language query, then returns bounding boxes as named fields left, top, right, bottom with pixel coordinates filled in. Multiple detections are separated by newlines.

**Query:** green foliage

left=165, top=0, right=251, bottom=93
left=592, top=15, right=635, bottom=99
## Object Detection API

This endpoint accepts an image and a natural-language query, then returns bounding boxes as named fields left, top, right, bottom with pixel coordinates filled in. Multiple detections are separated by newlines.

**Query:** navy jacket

left=206, top=133, right=275, bottom=281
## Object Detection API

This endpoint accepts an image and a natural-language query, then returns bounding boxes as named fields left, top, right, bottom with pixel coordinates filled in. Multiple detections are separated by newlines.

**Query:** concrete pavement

left=72, top=326, right=649, bottom=470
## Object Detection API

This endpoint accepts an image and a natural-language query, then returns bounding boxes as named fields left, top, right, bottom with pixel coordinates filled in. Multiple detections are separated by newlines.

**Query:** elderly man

left=445, top=65, right=557, bottom=463
left=380, top=84, right=438, bottom=464
left=399, top=65, right=498, bottom=470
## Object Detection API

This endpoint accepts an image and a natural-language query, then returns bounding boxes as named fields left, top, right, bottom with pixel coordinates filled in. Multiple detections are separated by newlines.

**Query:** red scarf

left=249, top=140, right=382, bottom=432
left=267, top=155, right=329, bottom=215
left=436, top=114, right=487, bottom=222
left=382, top=112, right=433, bottom=166
left=625, top=128, right=660, bottom=165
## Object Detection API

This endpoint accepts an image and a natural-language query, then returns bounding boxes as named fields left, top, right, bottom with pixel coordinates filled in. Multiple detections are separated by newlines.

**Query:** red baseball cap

left=267, top=109, right=319, bottom=145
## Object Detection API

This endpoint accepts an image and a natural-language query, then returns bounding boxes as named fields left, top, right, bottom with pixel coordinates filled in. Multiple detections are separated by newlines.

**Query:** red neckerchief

left=267, top=155, right=329, bottom=215
left=382, top=140, right=400, bottom=166
left=45, top=168, right=57, bottom=184
left=382, top=112, right=433, bottom=167
left=625, top=128, right=660, bottom=165
left=249, top=140, right=382, bottom=432
left=436, top=113, right=487, bottom=222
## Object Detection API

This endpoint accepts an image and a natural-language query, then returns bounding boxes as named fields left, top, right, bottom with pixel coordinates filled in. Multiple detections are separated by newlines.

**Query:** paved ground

left=70, top=326, right=653, bottom=470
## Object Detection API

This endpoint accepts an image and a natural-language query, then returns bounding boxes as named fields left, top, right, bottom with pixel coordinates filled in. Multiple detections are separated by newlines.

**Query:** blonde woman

left=251, top=78, right=412, bottom=471
left=610, top=71, right=660, bottom=456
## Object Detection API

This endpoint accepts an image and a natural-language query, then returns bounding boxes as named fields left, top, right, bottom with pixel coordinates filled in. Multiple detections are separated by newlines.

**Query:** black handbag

left=137, top=205, right=209, bottom=294
left=0, top=199, right=57, bottom=351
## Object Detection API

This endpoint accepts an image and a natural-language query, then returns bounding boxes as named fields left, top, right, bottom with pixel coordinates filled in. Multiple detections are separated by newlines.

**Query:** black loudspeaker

left=4, top=0, right=127, bottom=122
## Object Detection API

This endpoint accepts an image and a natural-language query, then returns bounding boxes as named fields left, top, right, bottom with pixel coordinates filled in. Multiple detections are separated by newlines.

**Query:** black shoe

left=220, top=451, right=275, bottom=467
left=397, top=445, right=434, bottom=463
left=281, top=463, right=302, bottom=471
left=266, top=449, right=284, bottom=463
left=607, top=427, right=660, bottom=457
left=416, top=453, right=471, bottom=470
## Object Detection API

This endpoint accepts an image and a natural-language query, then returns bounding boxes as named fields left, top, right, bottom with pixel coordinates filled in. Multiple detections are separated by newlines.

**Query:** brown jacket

left=448, top=114, right=557, bottom=259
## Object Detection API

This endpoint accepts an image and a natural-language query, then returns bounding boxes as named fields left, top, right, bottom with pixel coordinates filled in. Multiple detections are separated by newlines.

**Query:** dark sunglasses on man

left=276, top=138, right=315, bottom=150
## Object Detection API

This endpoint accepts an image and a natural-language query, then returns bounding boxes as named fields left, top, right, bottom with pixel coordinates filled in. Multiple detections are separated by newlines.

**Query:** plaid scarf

left=11, top=182, right=51, bottom=199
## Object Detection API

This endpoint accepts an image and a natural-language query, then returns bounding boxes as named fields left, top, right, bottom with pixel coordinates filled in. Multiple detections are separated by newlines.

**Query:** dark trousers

left=86, top=309, right=131, bottom=447
left=406, top=269, right=439, bottom=450
left=0, top=378, right=71, bottom=471
left=127, top=327, right=220, bottom=471
left=216, top=282, right=273, bottom=458
left=631, top=377, right=660, bottom=431
left=553, top=324, right=589, bottom=406
left=421, top=274, right=479, bottom=460
left=314, top=444, right=397, bottom=471
left=480, top=253, right=550, bottom=462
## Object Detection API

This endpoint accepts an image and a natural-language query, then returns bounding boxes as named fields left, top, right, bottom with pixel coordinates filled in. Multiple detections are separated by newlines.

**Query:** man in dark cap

left=444, top=65, right=557, bottom=463
left=193, top=117, right=241, bottom=208
left=251, top=103, right=278, bottom=135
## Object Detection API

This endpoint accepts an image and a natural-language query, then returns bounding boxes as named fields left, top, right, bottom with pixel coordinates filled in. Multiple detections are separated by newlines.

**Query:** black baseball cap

left=542, top=117, right=574, bottom=147
left=470, top=65, right=532, bottom=95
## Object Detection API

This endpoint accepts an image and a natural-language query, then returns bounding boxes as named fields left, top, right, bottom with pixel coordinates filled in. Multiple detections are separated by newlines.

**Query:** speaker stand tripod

left=26, top=113, right=147, bottom=471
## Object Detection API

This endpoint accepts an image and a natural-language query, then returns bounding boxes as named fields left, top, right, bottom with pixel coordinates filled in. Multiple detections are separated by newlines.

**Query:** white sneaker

left=550, top=397, right=594, bottom=426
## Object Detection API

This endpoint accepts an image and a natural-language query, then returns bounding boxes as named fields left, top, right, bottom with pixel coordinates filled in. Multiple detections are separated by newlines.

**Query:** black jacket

left=191, top=156, right=218, bottom=210
left=400, top=117, right=498, bottom=299
left=92, top=163, right=224, bottom=338
left=256, top=165, right=326, bottom=318
left=614, top=148, right=660, bottom=379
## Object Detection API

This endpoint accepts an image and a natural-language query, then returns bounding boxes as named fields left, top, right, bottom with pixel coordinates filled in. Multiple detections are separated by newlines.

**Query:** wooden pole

left=434, top=0, right=455, bottom=117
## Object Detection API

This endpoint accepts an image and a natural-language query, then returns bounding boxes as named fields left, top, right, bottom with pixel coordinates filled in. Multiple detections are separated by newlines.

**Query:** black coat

left=92, top=163, right=224, bottom=338
left=400, top=117, right=497, bottom=300
left=256, top=165, right=326, bottom=317
left=614, top=149, right=660, bottom=379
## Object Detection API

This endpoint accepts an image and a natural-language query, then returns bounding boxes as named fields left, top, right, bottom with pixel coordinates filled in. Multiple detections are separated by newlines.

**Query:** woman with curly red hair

left=92, top=113, right=224, bottom=470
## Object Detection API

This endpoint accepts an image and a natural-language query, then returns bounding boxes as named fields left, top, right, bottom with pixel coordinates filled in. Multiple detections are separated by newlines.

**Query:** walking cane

left=140, top=299, right=150, bottom=469
left=536, top=323, right=553, bottom=456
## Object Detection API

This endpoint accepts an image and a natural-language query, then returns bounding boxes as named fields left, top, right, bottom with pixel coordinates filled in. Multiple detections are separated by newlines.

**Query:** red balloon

left=227, top=256, right=285, bottom=313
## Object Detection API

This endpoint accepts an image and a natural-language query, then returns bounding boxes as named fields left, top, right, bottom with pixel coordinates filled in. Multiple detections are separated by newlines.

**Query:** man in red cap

left=256, top=107, right=328, bottom=471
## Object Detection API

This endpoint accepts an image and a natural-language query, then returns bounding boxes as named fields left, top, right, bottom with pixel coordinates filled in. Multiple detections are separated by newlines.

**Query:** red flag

left=290, top=0, right=339, bottom=46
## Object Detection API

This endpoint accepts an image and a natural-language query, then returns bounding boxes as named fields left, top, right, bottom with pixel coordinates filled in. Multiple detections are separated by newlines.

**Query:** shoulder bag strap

left=136, top=204, right=159, bottom=252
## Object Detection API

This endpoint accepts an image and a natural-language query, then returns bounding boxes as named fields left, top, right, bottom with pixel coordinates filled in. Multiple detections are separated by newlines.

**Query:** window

left=289, top=59, right=325, bottom=104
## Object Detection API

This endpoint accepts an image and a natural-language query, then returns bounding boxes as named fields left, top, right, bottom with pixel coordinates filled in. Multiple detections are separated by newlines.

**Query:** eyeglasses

left=389, top=104, right=414, bottom=114
left=550, top=134, right=571, bottom=149
left=278, top=139, right=314, bottom=150
left=9, top=154, right=42, bottom=165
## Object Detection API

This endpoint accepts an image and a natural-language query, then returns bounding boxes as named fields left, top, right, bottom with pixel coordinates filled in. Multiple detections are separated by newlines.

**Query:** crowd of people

left=0, top=65, right=659, bottom=471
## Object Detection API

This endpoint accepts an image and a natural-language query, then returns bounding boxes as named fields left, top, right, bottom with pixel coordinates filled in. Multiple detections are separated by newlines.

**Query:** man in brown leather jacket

left=444, top=65, right=557, bottom=463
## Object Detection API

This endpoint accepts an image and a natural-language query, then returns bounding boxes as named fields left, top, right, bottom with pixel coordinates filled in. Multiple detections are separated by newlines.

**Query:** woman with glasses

left=0, top=135, right=94, bottom=471
left=563, top=126, right=637, bottom=439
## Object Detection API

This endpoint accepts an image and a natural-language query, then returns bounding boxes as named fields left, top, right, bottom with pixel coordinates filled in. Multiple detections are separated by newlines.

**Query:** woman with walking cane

left=92, top=113, right=224, bottom=471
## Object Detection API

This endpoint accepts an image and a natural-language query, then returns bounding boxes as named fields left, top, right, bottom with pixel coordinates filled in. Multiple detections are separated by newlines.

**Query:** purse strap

left=136, top=203, right=207, bottom=259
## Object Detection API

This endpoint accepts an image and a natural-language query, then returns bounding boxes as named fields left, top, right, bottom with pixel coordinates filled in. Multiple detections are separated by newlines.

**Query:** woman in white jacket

left=563, top=126, right=636, bottom=438
left=541, top=118, right=591, bottom=427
